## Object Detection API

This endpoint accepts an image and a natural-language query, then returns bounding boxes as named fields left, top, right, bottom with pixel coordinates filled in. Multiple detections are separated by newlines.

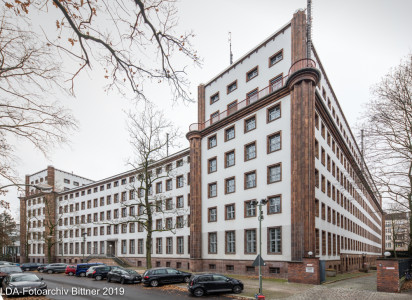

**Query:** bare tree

left=360, top=54, right=412, bottom=255
left=3, top=0, right=199, bottom=101
left=0, top=211, right=16, bottom=259
left=113, top=103, right=185, bottom=268
left=0, top=12, right=77, bottom=194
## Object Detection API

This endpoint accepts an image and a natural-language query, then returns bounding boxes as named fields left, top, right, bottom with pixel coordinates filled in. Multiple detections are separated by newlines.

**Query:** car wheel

left=48, top=270, right=53, bottom=274
left=232, top=285, right=242, bottom=294
left=120, top=278, right=125, bottom=285
left=150, top=280, right=159, bottom=287
left=79, top=272, right=86, bottom=277
left=193, top=288, right=204, bottom=297
left=183, top=276, right=190, bottom=283
left=68, top=272, right=74, bottom=276
left=39, top=269, right=43, bottom=273
left=107, top=276, right=111, bottom=282
left=95, top=275, right=102, bottom=281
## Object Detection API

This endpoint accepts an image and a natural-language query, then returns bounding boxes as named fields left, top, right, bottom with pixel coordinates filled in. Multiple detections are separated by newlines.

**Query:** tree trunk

left=146, top=231, right=152, bottom=269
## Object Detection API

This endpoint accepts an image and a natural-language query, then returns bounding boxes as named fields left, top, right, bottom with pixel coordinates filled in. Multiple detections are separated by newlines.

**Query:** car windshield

left=11, top=274, right=40, bottom=282
left=1, top=267, right=22, bottom=273
left=125, top=270, right=137, bottom=275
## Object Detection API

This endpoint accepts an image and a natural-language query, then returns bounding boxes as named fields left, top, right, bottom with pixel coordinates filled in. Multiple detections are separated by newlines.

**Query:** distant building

left=384, top=212, right=410, bottom=252
left=2, top=223, right=20, bottom=263
left=20, top=9, right=383, bottom=278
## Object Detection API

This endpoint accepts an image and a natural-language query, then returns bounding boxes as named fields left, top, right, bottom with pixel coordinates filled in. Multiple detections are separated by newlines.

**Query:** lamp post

left=82, top=233, right=88, bottom=262
left=251, top=198, right=268, bottom=296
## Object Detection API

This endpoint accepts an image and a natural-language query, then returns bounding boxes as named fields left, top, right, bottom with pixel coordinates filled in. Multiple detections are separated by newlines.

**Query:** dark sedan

left=188, top=274, right=243, bottom=297
left=2, top=273, right=47, bottom=296
left=142, top=267, right=191, bottom=287
left=92, top=266, right=123, bottom=281
left=107, top=268, right=141, bottom=284
left=0, top=265, right=23, bottom=284
left=21, top=263, right=41, bottom=271
left=37, top=264, right=48, bottom=273
left=43, top=263, right=67, bottom=274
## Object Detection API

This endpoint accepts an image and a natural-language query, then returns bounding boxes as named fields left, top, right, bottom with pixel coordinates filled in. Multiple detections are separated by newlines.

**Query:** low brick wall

left=288, top=257, right=320, bottom=285
left=377, top=259, right=400, bottom=293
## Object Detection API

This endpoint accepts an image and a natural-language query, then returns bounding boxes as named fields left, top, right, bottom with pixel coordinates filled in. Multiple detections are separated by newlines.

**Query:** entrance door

left=319, top=260, right=326, bottom=283
left=107, top=241, right=116, bottom=257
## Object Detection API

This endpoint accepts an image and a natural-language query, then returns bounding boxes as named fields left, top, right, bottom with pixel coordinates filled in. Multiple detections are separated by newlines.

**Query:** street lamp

left=251, top=198, right=268, bottom=297
left=82, top=233, right=88, bottom=262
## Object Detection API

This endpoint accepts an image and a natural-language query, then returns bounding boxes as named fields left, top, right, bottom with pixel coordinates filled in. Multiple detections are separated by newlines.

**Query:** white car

left=86, top=266, right=101, bottom=277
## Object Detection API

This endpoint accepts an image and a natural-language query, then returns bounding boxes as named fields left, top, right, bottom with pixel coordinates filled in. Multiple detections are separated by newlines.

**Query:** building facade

left=384, top=212, right=410, bottom=253
left=20, top=10, right=383, bottom=278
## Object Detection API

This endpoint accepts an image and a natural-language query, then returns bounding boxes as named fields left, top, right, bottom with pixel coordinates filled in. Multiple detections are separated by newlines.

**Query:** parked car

left=107, top=268, right=142, bottom=284
left=75, top=263, right=105, bottom=277
left=0, top=265, right=23, bottom=284
left=91, top=266, right=123, bottom=281
left=65, top=265, right=76, bottom=276
left=0, top=261, right=12, bottom=266
left=21, top=263, right=41, bottom=271
left=188, top=274, right=243, bottom=297
left=142, top=267, right=191, bottom=287
left=1, top=273, right=47, bottom=296
left=86, top=266, right=102, bottom=277
left=43, top=263, right=67, bottom=274
left=37, top=264, right=48, bottom=273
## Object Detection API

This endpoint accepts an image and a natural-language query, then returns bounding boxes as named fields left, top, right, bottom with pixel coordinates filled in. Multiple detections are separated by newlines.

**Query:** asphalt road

left=24, top=272, right=231, bottom=300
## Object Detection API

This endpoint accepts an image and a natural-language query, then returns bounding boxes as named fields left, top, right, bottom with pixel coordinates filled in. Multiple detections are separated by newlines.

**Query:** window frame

left=244, top=141, right=257, bottom=161
left=246, top=66, right=259, bottom=82
left=266, top=103, right=281, bottom=123
left=208, top=156, right=217, bottom=174
left=267, top=131, right=282, bottom=153
left=225, top=177, right=236, bottom=194
left=224, top=126, right=235, bottom=142
left=226, top=80, right=238, bottom=94
left=244, top=170, right=257, bottom=190
left=267, top=163, right=282, bottom=184
left=225, top=203, right=236, bottom=220
left=268, top=49, right=283, bottom=67
left=267, top=226, right=282, bottom=254
left=224, top=149, right=236, bottom=168
left=244, top=115, right=257, bottom=133
left=267, top=194, right=282, bottom=215
left=208, top=182, right=217, bottom=198
left=210, top=92, right=219, bottom=104
left=208, top=206, right=217, bottom=222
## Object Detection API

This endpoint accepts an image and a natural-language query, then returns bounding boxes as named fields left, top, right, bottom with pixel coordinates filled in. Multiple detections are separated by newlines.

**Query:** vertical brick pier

left=288, top=257, right=320, bottom=285
left=376, top=258, right=402, bottom=293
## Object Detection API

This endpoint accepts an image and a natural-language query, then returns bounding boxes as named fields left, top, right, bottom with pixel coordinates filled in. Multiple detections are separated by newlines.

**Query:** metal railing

left=188, top=58, right=317, bottom=132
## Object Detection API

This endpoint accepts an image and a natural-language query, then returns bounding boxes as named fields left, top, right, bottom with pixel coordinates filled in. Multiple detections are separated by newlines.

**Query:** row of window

left=208, top=133, right=281, bottom=174
left=207, top=227, right=281, bottom=255
left=207, top=196, right=281, bottom=222
left=208, top=104, right=281, bottom=148
left=208, top=164, right=281, bottom=197
left=209, top=49, right=283, bottom=104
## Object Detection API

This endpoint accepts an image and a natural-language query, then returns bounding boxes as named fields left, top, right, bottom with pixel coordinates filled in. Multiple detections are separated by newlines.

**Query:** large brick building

left=20, top=10, right=383, bottom=278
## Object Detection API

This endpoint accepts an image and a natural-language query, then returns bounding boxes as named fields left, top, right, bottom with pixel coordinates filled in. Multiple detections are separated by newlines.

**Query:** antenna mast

left=307, top=0, right=312, bottom=59
left=228, top=32, right=233, bottom=65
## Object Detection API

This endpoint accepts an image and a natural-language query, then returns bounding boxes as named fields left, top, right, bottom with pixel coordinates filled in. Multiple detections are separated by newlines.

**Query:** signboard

left=306, top=267, right=314, bottom=273
left=252, top=255, right=266, bottom=267
left=385, top=267, right=395, bottom=270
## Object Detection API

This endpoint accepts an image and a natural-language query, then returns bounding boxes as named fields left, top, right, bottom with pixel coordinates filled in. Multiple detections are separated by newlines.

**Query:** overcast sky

left=5, top=0, right=412, bottom=217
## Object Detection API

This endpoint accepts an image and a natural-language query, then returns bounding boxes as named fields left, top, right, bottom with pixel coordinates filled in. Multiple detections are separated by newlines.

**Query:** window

left=225, top=126, right=235, bottom=141
left=156, top=167, right=162, bottom=175
left=138, top=239, right=144, bottom=254
left=225, top=204, right=235, bottom=220
left=156, top=219, right=162, bottom=230
left=177, top=237, right=184, bottom=254
left=268, top=164, right=281, bottom=183
left=166, top=237, right=173, bottom=254
left=267, top=104, right=281, bottom=122
left=225, top=150, right=235, bottom=167
left=245, top=171, right=256, bottom=189
left=245, top=142, right=256, bottom=161
left=166, top=218, right=173, bottom=230
left=225, top=177, right=235, bottom=194
left=156, top=238, right=162, bottom=254
left=156, top=182, right=162, bottom=194
left=246, top=88, right=258, bottom=104
left=269, top=50, right=283, bottom=66
left=270, top=74, right=283, bottom=92
left=267, top=132, right=281, bottom=153
left=176, top=175, right=184, bottom=188
left=208, top=135, right=217, bottom=149
left=246, top=66, right=258, bottom=81
left=210, top=92, right=219, bottom=104
left=166, top=198, right=173, bottom=210
left=227, top=100, right=238, bottom=115
left=208, top=182, right=217, bottom=198
left=176, top=216, right=184, bottom=228
left=268, top=227, right=281, bottom=253
left=208, top=232, right=217, bottom=254
left=208, top=207, right=217, bottom=222
left=315, top=139, right=319, bottom=158
left=245, top=200, right=256, bottom=217
left=176, top=159, right=183, bottom=168
left=226, top=231, right=236, bottom=254
left=245, top=229, right=256, bottom=253
left=227, top=80, right=237, bottom=94
left=244, top=116, right=256, bottom=132
left=268, top=195, right=281, bottom=214
left=165, top=179, right=172, bottom=191
left=176, top=196, right=184, bottom=208
left=208, top=157, right=217, bottom=173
